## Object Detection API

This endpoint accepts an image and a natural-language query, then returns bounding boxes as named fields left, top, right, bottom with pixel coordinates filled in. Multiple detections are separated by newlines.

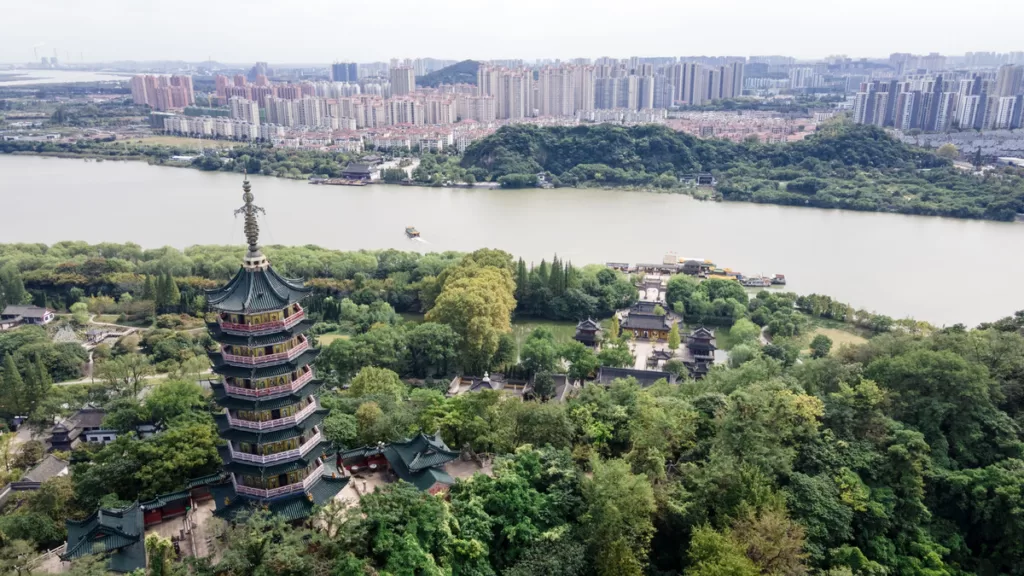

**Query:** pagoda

left=205, top=175, right=346, bottom=521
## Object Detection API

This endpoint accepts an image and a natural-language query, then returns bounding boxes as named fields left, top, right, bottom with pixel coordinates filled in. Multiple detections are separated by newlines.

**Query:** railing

left=218, top=309, right=305, bottom=335
left=221, top=339, right=309, bottom=366
left=226, top=400, right=317, bottom=430
left=229, top=429, right=322, bottom=464
left=223, top=370, right=313, bottom=397
left=235, top=462, right=324, bottom=499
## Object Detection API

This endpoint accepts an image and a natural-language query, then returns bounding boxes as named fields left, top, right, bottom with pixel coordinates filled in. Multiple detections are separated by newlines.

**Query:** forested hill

left=459, top=123, right=1024, bottom=221
left=416, top=60, right=479, bottom=87
left=459, top=123, right=939, bottom=179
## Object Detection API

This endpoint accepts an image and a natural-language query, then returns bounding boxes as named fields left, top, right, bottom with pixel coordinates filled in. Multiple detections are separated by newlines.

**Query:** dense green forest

left=416, top=60, right=481, bottom=87
left=460, top=123, right=1024, bottom=220
left=1, top=243, right=1024, bottom=575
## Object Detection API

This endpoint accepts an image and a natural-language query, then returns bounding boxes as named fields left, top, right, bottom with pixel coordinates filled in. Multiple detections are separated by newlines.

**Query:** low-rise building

left=574, top=318, right=602, bottom=347
left=681, top=326, right=717, bottom=379
left=340, top=432, right=460, bottom=494
left=62, top=503, right=146, bottom=573
left=596, top=366, right=676, bottom=387
left=621, top=301, right=671, bottom=340
left=0, top=305, right=55, bottom=328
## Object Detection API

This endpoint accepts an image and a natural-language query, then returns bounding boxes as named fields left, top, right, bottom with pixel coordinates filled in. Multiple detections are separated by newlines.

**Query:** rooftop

left=62, top=503, right=146, bottom=573
left=597, top=366, right=676, bottom=387
left=1, top=305, right=52, bottom=318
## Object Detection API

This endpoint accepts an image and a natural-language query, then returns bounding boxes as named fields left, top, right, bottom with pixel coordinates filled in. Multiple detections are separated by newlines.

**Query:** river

left=1, top=154, right=1021, bottom=326
left=0, top=69, right=128, bottom=86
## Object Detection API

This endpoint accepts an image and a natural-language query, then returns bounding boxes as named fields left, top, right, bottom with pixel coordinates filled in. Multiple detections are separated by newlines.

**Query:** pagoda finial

left=235, top=172, right=266, bottom=267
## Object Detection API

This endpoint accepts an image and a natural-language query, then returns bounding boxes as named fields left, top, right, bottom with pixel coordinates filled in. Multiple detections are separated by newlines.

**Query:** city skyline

left=3, top=0, right=1024, bottom=64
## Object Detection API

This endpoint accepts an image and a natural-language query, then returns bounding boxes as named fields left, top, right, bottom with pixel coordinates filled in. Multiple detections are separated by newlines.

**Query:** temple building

left=61, top=503, right=146, bottom=572
left=621, top=301, right=671, bottom=340
left=682, top=326, right=717, bottom=379
left=573, top=318, right=602, bottom=347
left=205, top=175, right=347, bottom=521
left=341, top=432, right=460, bottom=494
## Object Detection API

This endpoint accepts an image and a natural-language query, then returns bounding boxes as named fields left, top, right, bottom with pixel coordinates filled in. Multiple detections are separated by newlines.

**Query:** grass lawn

left=710, top=325, right=742, bottom=350
left=512, top=319, right=580, bottom=352
left=804, top=326, right=868, bottom=355
left=135, top=135, right=236, bottom=149
left=318, top=332, right=350, bottom=346
left=93, top=314, right=121, bottom=324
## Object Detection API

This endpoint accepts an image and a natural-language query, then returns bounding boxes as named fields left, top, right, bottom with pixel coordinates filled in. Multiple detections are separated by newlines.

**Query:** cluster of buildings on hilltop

left=852, top=65, right=1024, bottom=132
left=129, top=74, right=195, bottom=111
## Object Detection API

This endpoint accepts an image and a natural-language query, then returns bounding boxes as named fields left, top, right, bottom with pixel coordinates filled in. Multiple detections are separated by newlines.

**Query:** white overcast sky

left=3, top=0, right=1023, bottom=64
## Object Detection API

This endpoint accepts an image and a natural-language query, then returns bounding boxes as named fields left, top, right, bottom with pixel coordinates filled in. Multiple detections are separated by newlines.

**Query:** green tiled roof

left=404, top=467, right=454, bottom=491
left=209, top=349, right=321, bottom=378
left=223, top=446, right=327, bottom=476
left=383, top=432, right=459, bottom=492
left=217, top=410, right=326, bottom=443
left=339, top=444, right=385, bottom=461
left=212, top=379, right=323, bottom=410
left=206, top=265, right=310, bottom=314
left=139, top=490, right=189, bottom=510
left=186, top=472, right=228, bottom=488
left=63, top=502, right=146, bottom=573
left=207, top=320, right=314, bottom=346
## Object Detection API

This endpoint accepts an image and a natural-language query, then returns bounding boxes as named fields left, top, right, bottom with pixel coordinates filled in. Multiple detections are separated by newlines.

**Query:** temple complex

left=204, top=175, right=347, bottom=521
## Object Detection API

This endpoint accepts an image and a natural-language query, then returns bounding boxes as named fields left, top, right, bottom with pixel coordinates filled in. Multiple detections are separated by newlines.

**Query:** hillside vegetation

left=416, top=59, right=480, bottom=87
left=459, top=123, right=1024, bottom=220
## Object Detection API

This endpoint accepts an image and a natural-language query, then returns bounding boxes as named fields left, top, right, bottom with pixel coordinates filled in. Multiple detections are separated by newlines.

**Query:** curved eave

left=215, top=409, right=327, bottom=442
left=212, top=379, right=325, bottom=410
left=207, top=320, right=314, bottom=346
left=223, top=446, right=328, bottom=476
left=208, top=349, right=321, bottom=377
left=219, top=438, right=331, bottom=469
left=206, top=265, right=312, bottom=314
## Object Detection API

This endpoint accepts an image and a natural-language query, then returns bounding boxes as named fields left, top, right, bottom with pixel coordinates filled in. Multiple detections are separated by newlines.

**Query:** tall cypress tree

left=548, top=256, right=563, bottom=297
left=167, top=275, right=181, bottom=312
left=154, top=274, right=168, bottom=310
left=565, top=261, right=579, bottom=291
left=515, top=258, right=529, bottom=303
left=1, top=353, right=26, bottom=417
left=141, top=274, right=155, bottom=301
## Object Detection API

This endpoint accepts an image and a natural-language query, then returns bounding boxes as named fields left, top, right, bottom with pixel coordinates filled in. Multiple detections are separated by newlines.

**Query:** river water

left=0, top=69, right=128, bottom=86
left=1, top=155, right=1021, bottom=326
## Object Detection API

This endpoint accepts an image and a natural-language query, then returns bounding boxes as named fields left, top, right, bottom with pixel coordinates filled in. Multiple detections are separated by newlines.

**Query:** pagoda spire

left=235, top=171, right=268, bottom=269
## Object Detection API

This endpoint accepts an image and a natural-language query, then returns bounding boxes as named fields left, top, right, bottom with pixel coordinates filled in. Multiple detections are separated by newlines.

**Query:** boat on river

left=405, top=226, right=420, bottom=238
left=739, top=275, right=773, bottom=288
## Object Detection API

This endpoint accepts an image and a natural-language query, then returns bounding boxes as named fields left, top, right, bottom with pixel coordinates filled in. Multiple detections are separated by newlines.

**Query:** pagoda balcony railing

left=229, top=428, right=322, bottom=465
left=226, top=400, right=317, bottom=430
left=218, top=309, right=305, bottom=335
left=221, top=339, right=309, bottom=366
left=234, top=461, right=325, bottom=499
left=223, top=370, right=313, bottom=398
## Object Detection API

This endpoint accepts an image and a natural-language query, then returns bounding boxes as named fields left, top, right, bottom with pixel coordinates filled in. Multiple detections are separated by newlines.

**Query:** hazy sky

left=3, top=0, right=1023, bottom=64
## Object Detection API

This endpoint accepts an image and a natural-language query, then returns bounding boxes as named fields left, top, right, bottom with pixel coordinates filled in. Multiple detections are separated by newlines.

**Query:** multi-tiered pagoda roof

left=205, top=175, right=346, bottom=521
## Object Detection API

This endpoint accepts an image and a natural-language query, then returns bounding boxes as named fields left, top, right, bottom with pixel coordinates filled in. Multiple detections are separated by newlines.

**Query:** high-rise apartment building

left=331, top=62, right=359, bottom=83
left=130, top=76, right=149, bottom=106
left=995, top=65, right=1024, bottom=97
left=537, top=66, right=574, bottom=117
left=573, top=66, right=595, bottom=112
left=390, top=66, right=416, bottom=96
left=129, top=74, right=193, bottom=110
left=229, top=97, right=260, bottom=125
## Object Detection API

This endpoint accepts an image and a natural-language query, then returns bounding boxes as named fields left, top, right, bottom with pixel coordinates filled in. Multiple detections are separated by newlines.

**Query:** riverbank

left=4, top=134, right=1021, bottom=222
